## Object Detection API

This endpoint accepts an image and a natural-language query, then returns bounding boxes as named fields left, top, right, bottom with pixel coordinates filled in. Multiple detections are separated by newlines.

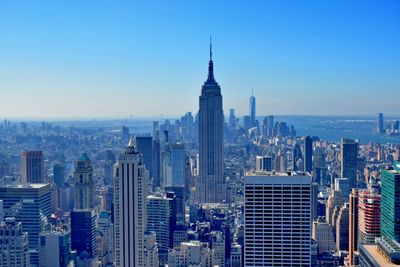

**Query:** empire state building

left=198, top=41, right=224, bottom=203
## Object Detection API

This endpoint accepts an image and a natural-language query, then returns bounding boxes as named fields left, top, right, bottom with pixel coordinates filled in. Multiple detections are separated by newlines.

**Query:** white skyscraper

left=244, top=172, right=312, bottom=266
left=198, top=40, right=224, bottom=203
left=114, top=138, right=149, bottom=267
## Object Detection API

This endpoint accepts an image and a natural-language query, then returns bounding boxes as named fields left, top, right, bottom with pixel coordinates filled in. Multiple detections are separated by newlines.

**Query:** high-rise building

left=143, top=231, right=159, bottom=267
left=198, top=41, right=224, bottom=203
left=312, top=217, right=336, bottom=254
left=97, top=211, right=114, bottom=265
left=358, top=190, right=381, bottom=245
left=244, top=172, right=312, bottom=266
left=170, top=143, right=186, bottom=186
left=0, top=183, right=52, bottom=265
left=71, top=209, right=97, bottom=260
left=39, top=229, right=71, bottom=267
left=146, top=192, right=176, bottom=265
left=377, top=112, right=384, bottom=134
left=335, top=203, right=349, bottom=251
left=255, top=156, right=272, bottom=172
left=136, top=136, right=153, bottom=179
left=341, top=138, right=358, bottom=189
left=53, top=162, right=65, bottom=187
left=381, top=161, right=400, bottom=242
left=304, top=136, right=313, bottom=173
left=114, top=138, right=149, bottom=267
left=0, top=217, right=30, bottom=267
left=228, top=108, right=236, bottom=129
left=348, top=189, right=359, bottom=266
left=165, top=185, right=185, bottom=223
left=73, top=153, right=94, bottom=209
left=21, top=150, right=44, bottom=184
left=249, top=90, right=256, bottom=127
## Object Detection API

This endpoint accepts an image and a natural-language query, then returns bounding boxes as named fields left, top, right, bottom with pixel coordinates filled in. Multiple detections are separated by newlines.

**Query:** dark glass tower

left=304, top=136, right=313, bottom=173
left=341, top=138, right=358, bottom=189
left=198, top=40, right=224, bottom=203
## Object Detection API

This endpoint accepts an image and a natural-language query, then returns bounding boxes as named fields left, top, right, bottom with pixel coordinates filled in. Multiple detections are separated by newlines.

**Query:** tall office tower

left=53, top=162, right=65, bottom=187
left=304, top=136, right=313, bottom=173
left=312, top=217, right=336, bottom=254
left=152, top=135, right=161, bottom=189
left=39, top=229, right=71, bottom=267
left=143, top=231, right=159, bottom=267
left=311, top=182, right=319, bottom=221
left=136, top=136, right=153, bottom=179
left=21, top=150, right=44, bottom=184
left=377, top=112, right=384, bottom=134
left=153, top=121, right=159, bottom=138
left=97, top=211, right=114, bottom=265
left=326, top=178, right=349, bottom=226
left=121, top=126, right=130, bottom=140
left=0, top=217, right=30, bottom=267
left=244, top=172, right=312, bottom=266
left=249, top=90, right=256, bottom=127
left=348, top=189, right=359, bottom=266
left=255, top=156, right=272, bottom=172
left=114, top=138, right=149, bottom=267
left=170, top=143, right=186, bottom=186
left=381, top=161, right=400, bottom=242
left=242, top=115, right=251, bottom=130
left=71, top=209, right=97, bottom=260
left=341, top=138, right=358, bottom=189
left=198, top=41, right=224, bottom=204
left=165, top=185, right=185, bottom=223
left=146, top=192, right=176, bottom=265
left=229, top=108, right=236, bottom=129
left=358, top=190, right=381, bottom=244
left=210, top=231, right=225, bottom=267
left=0, top=183, right=51, bottom=265
left=73, top=153, right=94, bottom=210
left=335, top=202, right=349, bottom=251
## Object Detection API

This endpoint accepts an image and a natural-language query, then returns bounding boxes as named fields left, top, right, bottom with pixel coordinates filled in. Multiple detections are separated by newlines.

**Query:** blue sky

left=0, top=0, right=399, bottom=118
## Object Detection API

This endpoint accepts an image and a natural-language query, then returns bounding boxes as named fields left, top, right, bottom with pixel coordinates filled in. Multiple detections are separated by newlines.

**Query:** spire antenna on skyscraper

left=210, top=36, right=212, bottom=61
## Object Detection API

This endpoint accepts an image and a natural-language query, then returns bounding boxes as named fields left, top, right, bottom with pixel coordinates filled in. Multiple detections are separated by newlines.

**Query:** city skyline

left=0, top=1, right=399, bottom=118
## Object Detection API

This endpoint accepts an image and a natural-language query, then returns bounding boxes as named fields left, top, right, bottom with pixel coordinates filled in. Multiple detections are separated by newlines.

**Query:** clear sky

left=0, top=0, right=399, bottom=119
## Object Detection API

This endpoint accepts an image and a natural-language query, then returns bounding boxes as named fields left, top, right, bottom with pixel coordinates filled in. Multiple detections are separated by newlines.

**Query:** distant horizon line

left=1, top=114, right=400, bottom=122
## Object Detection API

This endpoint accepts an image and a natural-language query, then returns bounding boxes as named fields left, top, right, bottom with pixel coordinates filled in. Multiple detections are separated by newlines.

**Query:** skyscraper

left=381, top=160, right=400, bottom=242
left=39, top=229, right=71, bottom=267
left=249, top=90, right=256, bottom=127
left=53, top=162, right=66, bottom=187
left=0, top=217, right=30, bottom=267
left=341, top=138, right=358, bottom=189
left=73, top=153, right=95, bottom=210
left=170, top=143, right=186, bottom=186
left=0, top=183, right=52, bottom=265
left=198, top=40, right=224, bottom=203
left=21, top=150, right=44, bottom=184
left=146, top=192, right=176, bottom=265
left=136, top=136, right=153, bottom=179
left=114, top=138, right=149, bottom=267
left=71, top=209, right=97, bottom=260
left=304, top=136, right=313, bottom=173
left=348, top=189, right=359, bottom=266
left=244, top=172, right=312, bottom=266
left=358, top=190, right=381, bottom=245
left=377, top=112, right=384, bottom=134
